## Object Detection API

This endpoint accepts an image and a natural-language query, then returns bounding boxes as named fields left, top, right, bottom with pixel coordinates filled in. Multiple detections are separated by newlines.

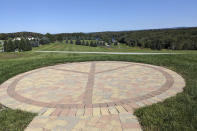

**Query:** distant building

left=12, top=37, right=40, bottom=47
left=13, top=37, right=36, bottom=41
left=13, top=37, right=22, bottom=41
left=27, top=37, right=35, bottom=40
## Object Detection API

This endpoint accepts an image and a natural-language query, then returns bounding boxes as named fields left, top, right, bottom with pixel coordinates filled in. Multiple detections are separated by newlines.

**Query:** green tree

left=82, top=40, right=85, bottom=45
left=57, top=35, right=63, bottom=42
left=94, top=42, right=97, bottom=47
left=20, top=38, right=26, bottom=51
left=3, top=40, right=8, bottom=52
left=24, top=39, right=32, bottom=51
left=70, top=40, right=73, bottom=44
left=65, top=39, right=68, bottom=44
left=6, top=39, right=15, bottom=52
left=45, top=33, right=55, bottom=43
left=40, top=37, right=50, bottom=45
left=14, top=40, right=20, bottom=50
left=85, top=41, right=89, bottom=46
left=75, top=39, right=81, bottom=45
left=114, top=41, right=118, bottom=46
left=90, top=41, right=94, bottom=47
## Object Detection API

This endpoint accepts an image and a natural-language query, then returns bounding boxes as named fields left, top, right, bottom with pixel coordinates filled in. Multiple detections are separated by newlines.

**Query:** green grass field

left=0, top=43, right=197, bottom=130
left=34, top=42, right=197, bottom=54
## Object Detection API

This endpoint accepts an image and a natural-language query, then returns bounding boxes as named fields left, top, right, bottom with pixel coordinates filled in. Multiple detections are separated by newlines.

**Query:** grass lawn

left=0, top=43, right=197, bottom=130
left=34, top=42, right=197, bottom=54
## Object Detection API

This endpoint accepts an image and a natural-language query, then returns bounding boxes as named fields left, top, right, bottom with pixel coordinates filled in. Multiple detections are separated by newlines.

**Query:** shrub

left=39, top=37, right=50, bottom=45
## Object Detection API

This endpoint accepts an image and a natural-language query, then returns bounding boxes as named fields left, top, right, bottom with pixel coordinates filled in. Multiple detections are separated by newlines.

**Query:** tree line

left=1, top=27, right=197, bottom=50
left=3, top=38, right=39, bottom=52
left=44, top=27, right=197, bottom=50
left=0, top=32, right=43, bottom=40
left=65, top=39, right=106, bottom=47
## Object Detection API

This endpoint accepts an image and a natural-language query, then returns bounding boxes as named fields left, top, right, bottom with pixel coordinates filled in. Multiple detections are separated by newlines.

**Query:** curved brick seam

left=0, top=61, right=185, bottom=131
left=7, top=62, right=175, bottom=109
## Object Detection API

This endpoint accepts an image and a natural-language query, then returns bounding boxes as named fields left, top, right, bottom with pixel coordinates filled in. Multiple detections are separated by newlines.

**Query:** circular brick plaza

left=0, top=61, right=185, bottom=131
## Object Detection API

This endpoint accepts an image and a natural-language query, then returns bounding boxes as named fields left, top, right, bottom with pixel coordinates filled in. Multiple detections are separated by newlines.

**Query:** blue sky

left=1, top=0, right=197, bottom=33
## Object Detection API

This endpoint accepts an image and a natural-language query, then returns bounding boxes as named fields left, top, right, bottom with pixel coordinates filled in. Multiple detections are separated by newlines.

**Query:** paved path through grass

left=0, top=61, right=185, bottom=131
left=35, top=50, right=180, bottom=55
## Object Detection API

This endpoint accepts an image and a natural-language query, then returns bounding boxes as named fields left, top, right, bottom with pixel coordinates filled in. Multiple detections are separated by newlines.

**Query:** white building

left=13, top=37, right=36, bottom=41
left=13, top=37, right=22, bottom=41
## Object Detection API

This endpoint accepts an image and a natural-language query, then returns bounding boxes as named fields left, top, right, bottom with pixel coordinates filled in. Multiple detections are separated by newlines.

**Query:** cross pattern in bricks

left=0, top=61, right=185, bottom=131
left=7, top=62, right=174, bottom=109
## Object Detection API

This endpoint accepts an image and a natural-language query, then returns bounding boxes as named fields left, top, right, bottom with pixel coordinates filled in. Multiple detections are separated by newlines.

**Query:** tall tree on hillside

left=65, top=39, right=68, bottom=44
left=3, top=40, right=8, bottom=52
left=0, top=34, right=8, bottom=40
left=90, top=41, right=94, bottom=47
left=85, top=41, right=89, bottom=46
left=70, top=40, right=73, bottom=44
left=75, top=39, right=81, bottom=45
left=25, top=39, right=32, bottom=51
left=57, top=35, right=63, bottom=42
left=114, top=41, right=118, bottom=46
left=40, top=37, right=50, bottom=45
left=18, top=40, right=22, bottom=52
left=82, top=40, right=85, bottom=45
left=14, top=40, right=20, bottom=50
left=6, top=39, right=15, bottom=52
left=94, top=41, right=97, bottom=47
left=18, top=38, right=32, bottom=51
left=46, top=33, right=55, bottom=43
left=20, top=38, right=26, bottom=51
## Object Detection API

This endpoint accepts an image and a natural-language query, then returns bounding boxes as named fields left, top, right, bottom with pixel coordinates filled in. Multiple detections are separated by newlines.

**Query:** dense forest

left=3, top=38, right=35, bottom=52
left=1, top=27, right=197, bottom=52
left=0, top=32, right=43, bottom=40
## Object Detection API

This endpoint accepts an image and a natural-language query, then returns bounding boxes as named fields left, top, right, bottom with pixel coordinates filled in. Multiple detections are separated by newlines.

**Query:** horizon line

left=1, top=26, right=197, bottom=34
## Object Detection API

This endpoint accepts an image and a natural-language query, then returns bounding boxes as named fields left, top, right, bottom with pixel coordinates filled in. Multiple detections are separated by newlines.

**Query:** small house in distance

left=13, top=37, right=40, bottom=47
left=13, top=37, right=36, bottom=41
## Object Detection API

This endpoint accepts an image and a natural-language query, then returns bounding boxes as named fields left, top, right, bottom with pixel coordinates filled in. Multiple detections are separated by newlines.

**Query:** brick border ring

left=4, top=61, right=185, bottom=110
left=7, top=62, right=185, bottom=108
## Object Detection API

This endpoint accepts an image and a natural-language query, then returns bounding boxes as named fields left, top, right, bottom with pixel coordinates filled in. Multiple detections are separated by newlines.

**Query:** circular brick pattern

left=0, top=61, right=185, bottom=111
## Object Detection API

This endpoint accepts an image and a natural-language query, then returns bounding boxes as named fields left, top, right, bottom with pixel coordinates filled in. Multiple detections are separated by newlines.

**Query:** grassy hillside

left=0, top=45, right=197, bottom=130
left=1, top=27, right=197, bottom=50
left=34, top=42, right=197, bottom=54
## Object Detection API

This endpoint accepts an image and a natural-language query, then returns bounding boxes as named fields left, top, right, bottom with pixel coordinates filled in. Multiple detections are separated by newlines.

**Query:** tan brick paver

left=0, top=61, right=185, bottom=131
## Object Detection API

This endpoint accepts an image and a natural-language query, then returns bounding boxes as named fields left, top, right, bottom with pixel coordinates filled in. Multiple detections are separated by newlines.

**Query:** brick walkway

left=0, top=61, right=185, bottom=131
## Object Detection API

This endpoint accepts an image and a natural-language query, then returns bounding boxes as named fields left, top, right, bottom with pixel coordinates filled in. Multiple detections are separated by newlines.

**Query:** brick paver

left=0, top=61, right=185, bottom=131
